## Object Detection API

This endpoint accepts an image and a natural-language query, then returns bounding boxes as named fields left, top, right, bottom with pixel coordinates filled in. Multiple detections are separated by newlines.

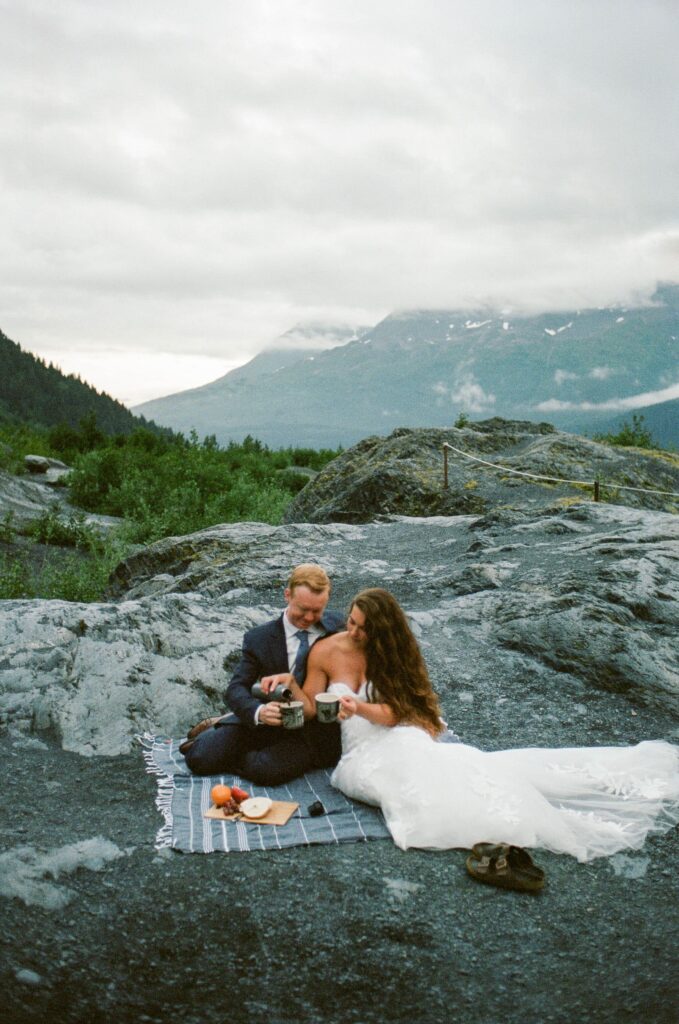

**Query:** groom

left=182, top=564, right=345, bottom=785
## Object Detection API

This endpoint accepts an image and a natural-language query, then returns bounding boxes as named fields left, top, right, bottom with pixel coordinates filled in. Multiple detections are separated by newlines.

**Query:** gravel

left=2, top=731, right=678, bottom=1024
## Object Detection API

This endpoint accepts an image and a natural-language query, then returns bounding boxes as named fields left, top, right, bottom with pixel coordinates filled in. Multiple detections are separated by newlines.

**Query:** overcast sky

left=2, top=0, right=678, bottom=406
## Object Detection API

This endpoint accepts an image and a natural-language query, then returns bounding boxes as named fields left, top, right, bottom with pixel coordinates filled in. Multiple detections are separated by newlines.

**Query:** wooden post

left=593, top=479, right=600, bottom=502
left=443, top=445, right=448, bottom=489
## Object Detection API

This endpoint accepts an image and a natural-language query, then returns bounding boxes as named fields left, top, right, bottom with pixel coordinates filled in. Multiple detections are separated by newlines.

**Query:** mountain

left=0, top=327, right=166, bottom=435
left=132, top=287, right=679, bottom=449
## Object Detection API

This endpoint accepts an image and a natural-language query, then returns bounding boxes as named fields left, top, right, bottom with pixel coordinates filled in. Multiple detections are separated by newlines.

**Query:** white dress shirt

left=282, top=611, right=326, bottom=670
left=253, top=612, right=326, bottom=724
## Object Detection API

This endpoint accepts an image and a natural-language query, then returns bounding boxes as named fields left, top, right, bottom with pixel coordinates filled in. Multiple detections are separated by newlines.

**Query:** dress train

left=329, top=683, right=679, bottom=861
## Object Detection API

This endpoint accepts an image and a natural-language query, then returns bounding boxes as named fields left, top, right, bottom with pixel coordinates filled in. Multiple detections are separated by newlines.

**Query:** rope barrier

left=441, top=442, right=679, bottom=499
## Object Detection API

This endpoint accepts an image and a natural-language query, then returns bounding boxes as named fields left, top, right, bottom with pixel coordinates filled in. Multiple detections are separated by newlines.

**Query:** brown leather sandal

left=466, top=843, right=545, bottom=892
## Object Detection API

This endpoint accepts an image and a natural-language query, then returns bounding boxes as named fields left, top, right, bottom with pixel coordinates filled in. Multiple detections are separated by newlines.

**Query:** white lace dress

left=329, top=682, right=679, bottom=861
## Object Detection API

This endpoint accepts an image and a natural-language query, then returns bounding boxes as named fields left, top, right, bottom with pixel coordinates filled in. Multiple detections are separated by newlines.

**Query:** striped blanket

left=140, top=735, right=392, bottom=853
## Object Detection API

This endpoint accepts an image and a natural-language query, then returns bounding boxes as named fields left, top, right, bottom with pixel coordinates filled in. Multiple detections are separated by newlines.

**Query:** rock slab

left=1, top=503, right=677, bottom=755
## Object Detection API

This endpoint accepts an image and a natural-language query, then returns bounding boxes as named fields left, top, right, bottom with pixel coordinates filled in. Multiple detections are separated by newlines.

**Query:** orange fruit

left=210, top=784, right=232, bottom=806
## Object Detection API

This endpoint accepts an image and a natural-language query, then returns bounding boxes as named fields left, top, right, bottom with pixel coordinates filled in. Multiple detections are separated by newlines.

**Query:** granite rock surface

left=1, top=502, right=677, bottom=756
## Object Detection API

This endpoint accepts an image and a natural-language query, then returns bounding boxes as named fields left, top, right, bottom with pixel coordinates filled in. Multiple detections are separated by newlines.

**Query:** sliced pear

left=239, top=797, right=273, bottom=819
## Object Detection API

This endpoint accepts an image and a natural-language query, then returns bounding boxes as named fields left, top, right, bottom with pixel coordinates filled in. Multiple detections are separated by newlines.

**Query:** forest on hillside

left=0, top=328, right=166, bottom=435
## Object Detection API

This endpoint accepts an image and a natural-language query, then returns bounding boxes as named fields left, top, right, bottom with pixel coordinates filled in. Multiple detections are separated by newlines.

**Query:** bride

left=292, top=588, right=679, bottom=862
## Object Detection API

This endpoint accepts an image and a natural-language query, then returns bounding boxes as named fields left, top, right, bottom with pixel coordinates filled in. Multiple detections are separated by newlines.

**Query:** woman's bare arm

left=296, top=640, right=334, bottom=718
left=338, top=694, right=398, bottom=728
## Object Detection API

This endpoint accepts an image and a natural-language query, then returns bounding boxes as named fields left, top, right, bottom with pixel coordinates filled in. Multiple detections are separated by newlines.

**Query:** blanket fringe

left=137, top=733, right=175, bottom=850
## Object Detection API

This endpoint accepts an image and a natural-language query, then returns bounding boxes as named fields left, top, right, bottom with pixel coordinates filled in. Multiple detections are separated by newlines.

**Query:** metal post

left=594, top=479, right=600, bottom=502
left=443, top=445, right=448, bottom=489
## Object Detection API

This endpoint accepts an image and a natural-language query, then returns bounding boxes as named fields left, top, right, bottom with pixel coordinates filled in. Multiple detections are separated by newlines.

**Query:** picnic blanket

left=140, top=734, right=392, bottom=854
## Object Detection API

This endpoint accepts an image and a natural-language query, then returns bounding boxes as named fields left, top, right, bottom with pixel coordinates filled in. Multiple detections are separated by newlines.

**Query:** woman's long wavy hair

left=350, top=588, right=443, bottom=736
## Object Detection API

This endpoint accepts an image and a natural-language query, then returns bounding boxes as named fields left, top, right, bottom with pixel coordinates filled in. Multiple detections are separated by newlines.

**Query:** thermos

left=252, top=682, right=293, bottom=703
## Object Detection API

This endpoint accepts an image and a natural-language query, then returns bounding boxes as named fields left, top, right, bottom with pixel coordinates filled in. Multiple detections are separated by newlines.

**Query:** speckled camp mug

left=315, top=692, right=340, bottom=723
left=280, top=700, right=304, bottom=730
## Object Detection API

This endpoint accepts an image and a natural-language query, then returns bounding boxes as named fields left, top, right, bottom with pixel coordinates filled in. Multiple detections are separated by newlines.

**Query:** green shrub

left=38, top=554, right=112, bottom=603
left=25, top=506, right=99, bottom=550
left=596, top=414, right=655, bottom=449
left=0, top=510, right=16, bottom=544
left=67, top=432, right=341, bottom=540
left=0, top=528, right=131, bottom=602
left=0, top=423, right=53, bottom=472
left=1, top=428, right=343, bottom=599
left=0, top=555, right=32, bottom=599
left=274, top=469, right=311, bottom=494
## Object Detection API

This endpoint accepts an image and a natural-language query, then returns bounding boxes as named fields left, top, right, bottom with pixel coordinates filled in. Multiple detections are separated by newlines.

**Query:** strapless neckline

left=327, top=681, right=368, bottom=698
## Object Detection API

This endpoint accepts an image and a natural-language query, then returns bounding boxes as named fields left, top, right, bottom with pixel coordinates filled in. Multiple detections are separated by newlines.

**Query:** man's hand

left=259, top=672, right=296, bottom=695
left=257, top=701, right=284, bottom=726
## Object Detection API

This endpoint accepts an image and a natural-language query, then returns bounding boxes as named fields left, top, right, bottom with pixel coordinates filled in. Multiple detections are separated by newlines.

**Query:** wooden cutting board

left=203, top=801, right=299, bottom=827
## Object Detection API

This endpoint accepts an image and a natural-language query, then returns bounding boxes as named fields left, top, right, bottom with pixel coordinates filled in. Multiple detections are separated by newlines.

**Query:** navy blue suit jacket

left=226, top=610, right=346, bottom=727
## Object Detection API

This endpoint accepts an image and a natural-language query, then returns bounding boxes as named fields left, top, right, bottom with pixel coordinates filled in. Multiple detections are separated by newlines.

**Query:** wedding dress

left=329, top=682, right=679, bottom=862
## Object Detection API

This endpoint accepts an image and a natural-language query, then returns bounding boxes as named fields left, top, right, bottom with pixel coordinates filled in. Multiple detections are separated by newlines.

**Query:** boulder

left=0, top=469, right=66, bottom=529
left=283, top=420, right=679, bottom=523
left=0, top=469, right=121, bottom=534
left=24, top=455, right=52, bottom=473
left=0, top=593, right=269, bottom=755
left=24, top=454, right=71, bottom=485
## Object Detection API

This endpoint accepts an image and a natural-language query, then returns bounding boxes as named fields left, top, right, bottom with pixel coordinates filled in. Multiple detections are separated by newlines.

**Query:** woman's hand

left=338, top=694, right=358, bottom=720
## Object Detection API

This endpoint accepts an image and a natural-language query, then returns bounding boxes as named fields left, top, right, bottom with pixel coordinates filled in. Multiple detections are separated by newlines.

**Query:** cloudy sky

left=2, top=0, right=678, bottom=406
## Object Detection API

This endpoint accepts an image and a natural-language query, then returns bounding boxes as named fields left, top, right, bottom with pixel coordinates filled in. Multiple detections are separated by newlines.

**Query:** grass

left=0, top=502, right=133, bottom=603
left=0, top=535, right=129, bottom=602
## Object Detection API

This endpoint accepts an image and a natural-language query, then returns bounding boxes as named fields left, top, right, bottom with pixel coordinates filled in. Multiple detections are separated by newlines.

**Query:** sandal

left=466, top=843, right=545, bottom=893
left=505, top=845, right=545, bottom=886
left=471, top=842, right=510, bottom=860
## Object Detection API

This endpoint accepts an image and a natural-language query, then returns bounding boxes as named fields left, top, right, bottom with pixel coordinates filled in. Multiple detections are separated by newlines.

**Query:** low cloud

left=274, top=323, right=368, bottom=352
left=554, top=369, right=579, bottom=385
left=535, top=380, right=679, bottom=413
left=444, top=376, right=496, bottom=413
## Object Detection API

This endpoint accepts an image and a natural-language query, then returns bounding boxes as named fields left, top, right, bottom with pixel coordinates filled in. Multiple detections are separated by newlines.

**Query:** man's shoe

left=179, top=716, right=224, bottom=757
left=186, top=716, right=223, bottom=740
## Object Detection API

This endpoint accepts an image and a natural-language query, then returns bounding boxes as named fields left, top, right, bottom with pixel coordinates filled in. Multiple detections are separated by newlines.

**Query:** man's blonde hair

left=288, top=563, right=331, bottom=594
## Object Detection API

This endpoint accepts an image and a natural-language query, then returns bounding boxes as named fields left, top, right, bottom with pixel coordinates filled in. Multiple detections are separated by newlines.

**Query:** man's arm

left=225, top=636, right=266, bottom=726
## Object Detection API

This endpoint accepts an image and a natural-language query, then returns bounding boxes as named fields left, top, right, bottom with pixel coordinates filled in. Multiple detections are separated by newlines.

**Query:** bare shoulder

left=309, top=631, right=347, bottom=663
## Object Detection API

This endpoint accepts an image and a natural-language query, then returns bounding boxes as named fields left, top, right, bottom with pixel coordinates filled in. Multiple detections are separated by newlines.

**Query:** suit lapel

left=267, top=611, right=340, bottom=678
left=268, top=615, right=290, bottom=673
